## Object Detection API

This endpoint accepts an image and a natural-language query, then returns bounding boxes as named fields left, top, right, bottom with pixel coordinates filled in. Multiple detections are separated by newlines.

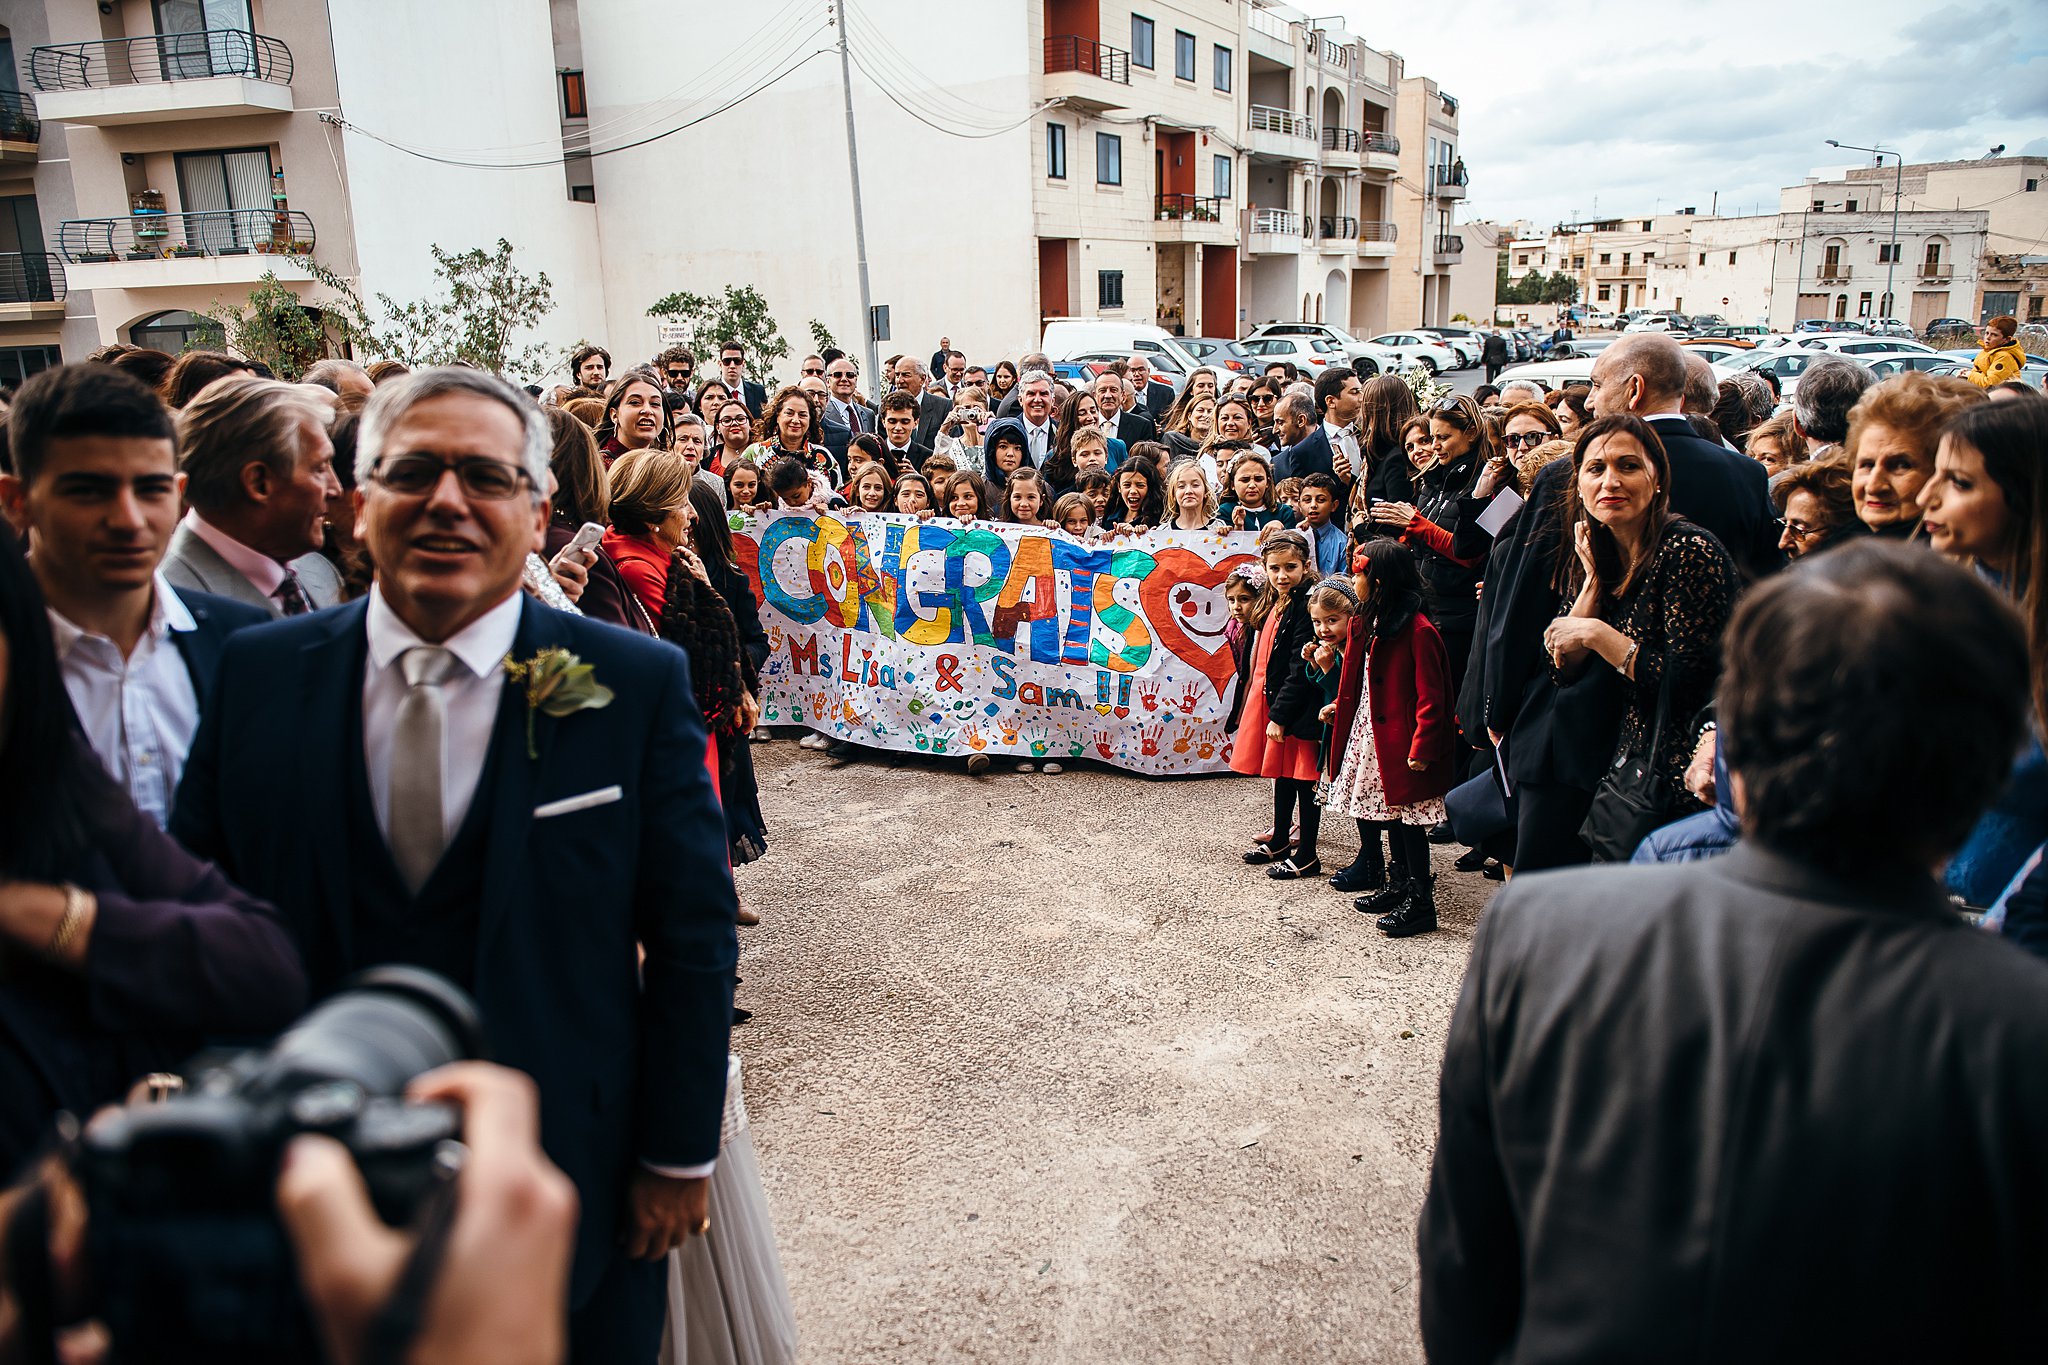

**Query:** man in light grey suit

left=162, top=374, right=345, bottom=616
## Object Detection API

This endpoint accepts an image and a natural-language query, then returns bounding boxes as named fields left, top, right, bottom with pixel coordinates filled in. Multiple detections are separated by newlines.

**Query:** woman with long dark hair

left=594, top=369, right=667, bottom=463
left=744, top=386, right=836, bottom=484
left=0, top=523, right=305, bottom=1171
left=542, top=407, right=639, bottom=631
left=987, top=359, right=1020, bottom=411
left=1357, top=373, right=1423, bottom=508
left=1512, top=414, right=1739, bottom=869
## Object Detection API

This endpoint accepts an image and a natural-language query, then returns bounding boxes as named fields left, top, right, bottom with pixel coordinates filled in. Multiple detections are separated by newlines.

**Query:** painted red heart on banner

left=1140, top=549, right=1257, bottom=698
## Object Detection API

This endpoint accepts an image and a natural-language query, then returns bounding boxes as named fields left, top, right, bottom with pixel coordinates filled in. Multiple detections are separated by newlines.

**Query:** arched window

left=129, top=309, right=225, bottom=353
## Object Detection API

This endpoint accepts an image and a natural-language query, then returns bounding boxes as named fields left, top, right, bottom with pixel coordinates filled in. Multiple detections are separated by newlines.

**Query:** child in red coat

left=1325, top=539, right=1458, bottom=937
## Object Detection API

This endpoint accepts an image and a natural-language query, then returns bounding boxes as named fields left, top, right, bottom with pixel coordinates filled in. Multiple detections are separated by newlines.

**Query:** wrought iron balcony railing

left=1157, top=193, right=1227, bottom=224
left=1043, top=35, right=1130, bottom=84
left=1434, top=234, right=1464, bottom=255
left=1248, top=105, right=1313, bottom=138
left=1321, top=126, right=1359, bottom=153
left=1358, top=220, right=1398, bottom=243
left=0, top=252, right=64, bottom=304
left=27, top=30, right=293, bottom=91
left=57, top=208, right=315, bottom=262
left=1361, top=130, right=1400, bottom=155
left=0, top=91, right=40, bottom=143
left=1320, top=215, right=1358, bottom=240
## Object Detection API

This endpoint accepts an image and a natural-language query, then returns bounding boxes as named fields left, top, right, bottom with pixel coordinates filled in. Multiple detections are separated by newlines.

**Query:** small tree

left=370, top=240, right=555, bottom=378
left=807, top=318, right=837, bottom=354
left=1544, top=271, right=1579, bottom=305
left=201, top=271, right=333, bottom=380
left=645, top=285, right=791, bottom=387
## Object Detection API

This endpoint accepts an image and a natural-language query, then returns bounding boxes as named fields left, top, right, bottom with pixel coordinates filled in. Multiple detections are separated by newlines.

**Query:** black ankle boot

left=1453, top=846, right=1488, bottom=873
left=1377, top=877, right=1439, bottom=938
left=1331, top=846, right=1387, bottom=893
left=1354, top=873, right=1409, bottom=915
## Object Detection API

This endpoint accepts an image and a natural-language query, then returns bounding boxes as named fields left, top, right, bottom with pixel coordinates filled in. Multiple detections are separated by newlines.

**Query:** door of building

left=1909, top=291, right=1946, bottom=332
left=174, top=146, right=272, bottom=252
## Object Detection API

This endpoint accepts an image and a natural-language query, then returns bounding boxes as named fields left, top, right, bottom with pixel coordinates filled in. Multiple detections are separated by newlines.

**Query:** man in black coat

left=1276, top=365, right=1361, bottom=485
left=1589, top=333, right=1781, bottom=580
left=715, top=341, right=767, bottom=418
left=889, top=355, right=952, bottom=449
left=1423, top=541, right=2048, bottom=1363
left=1481, top=328, right=1509, bottom=383
left=1126, top=353, right=1176, bottom=421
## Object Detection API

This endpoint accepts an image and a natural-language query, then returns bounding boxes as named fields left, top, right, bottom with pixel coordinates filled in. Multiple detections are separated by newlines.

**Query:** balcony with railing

left=1816, top=262, right=1851, bottom=284
left=27, top=30, right=295, bottom=125
left=1244, top=207, right=1306, bottom=256
left=56, top=208, right=316, bottom=290
left=1434, top=233, right=1464, bottom=260
left=1361, top=128, right=1399, bottom=172
left=1247, top=5, right=1294, bottom=63
left=0, top=252, right=66, bottom=320
left=1592, top=263, right=1643, bottom=280
left=1919, top=262, right=1954, bottom=282
left=1318, top=215, right=1357, bottom=247
left=1429, top=160, right=1469, bottom=200
left=1156, top=193, right=1234, bottom=244
left=1319, top=125, right=1360, bottom=170
left=1043, top=35, right=1130, bottom=111
left=1247, top=104, right=1316, bottom=161
left=0, top=92, right=40, bottom=162
left=1356, top=220, right=1398, bottom=259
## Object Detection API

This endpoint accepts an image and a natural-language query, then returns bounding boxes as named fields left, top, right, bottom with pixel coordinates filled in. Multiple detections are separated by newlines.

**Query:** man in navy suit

left=0, top=363, right=270, bottom=827
left=1277, top=366, right=1363, bottom=488
left=1589, top=335, right=1782, bottom=580
left=172, top=368, right=736, bottom=1364
left=716, top=340, right=768, bottom=418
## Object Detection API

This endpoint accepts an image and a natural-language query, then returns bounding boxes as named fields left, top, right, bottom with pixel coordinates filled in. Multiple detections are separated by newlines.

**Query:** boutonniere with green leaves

left=502, top=647, right=614, bottom=758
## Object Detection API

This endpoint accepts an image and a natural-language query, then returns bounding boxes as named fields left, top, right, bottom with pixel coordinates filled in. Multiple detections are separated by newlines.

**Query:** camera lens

left=251, top=967, right=486, bottom=1100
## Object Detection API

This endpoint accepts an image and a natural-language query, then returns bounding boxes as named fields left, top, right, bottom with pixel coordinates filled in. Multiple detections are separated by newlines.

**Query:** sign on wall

left=733, top=512, right=1261, bottom=776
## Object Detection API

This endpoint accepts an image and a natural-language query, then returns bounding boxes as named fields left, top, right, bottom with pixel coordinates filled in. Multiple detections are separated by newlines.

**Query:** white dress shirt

left=48, top=573, right=199, bottom=828
left=361, top=585, right=717, bottom=1179
left=1022, top=420, right=1053, bottom=463
left=1323, top=420, right=1363, bottom=481
left=363, top=586, right=524, bottom=848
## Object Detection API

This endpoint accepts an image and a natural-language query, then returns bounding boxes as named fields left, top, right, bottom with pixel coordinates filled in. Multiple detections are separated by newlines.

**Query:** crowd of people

left=0, top=311, right=2046, bottom=1358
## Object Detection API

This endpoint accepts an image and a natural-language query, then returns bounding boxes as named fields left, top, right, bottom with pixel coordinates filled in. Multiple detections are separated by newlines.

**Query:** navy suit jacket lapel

left=475, top=599, right=567, bottom=973
left=297, top=600, right=370, bottom=971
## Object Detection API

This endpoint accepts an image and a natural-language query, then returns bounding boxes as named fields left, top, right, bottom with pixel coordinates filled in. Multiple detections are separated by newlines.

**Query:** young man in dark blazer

left=716, top=341, right=768, bottom=417
left=173, top=368, right=736, bottom=1365
left=1423, top=541, right=2048, bottom=1363
left=0, top=363, right=270, bottom=827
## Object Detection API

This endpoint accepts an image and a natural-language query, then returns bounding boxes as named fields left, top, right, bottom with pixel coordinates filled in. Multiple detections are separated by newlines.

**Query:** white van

left=1039, top=319, right=1204, bottom=386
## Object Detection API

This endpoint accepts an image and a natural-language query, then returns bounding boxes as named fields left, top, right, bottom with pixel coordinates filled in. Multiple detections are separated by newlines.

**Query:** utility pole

left=1827, top=139, right=1902, bottom=323
left=834, top=0, right=881, bottom=396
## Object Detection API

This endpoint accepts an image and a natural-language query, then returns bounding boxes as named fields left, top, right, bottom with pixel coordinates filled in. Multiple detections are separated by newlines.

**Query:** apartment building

left=4, top=1, right=1474, bottom=387
left=2, top=0, right=605, bottom=388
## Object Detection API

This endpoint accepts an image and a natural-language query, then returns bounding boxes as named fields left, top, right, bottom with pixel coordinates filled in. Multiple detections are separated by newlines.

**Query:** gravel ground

left=731, top=742, right=1494, bottom=1363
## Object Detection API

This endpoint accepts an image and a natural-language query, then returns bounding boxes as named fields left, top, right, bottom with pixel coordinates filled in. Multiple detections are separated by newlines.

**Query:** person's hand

left=1472, top=456, right=1511, bottom=499
left=735, top=691, right=761, bottom=734
left=1311, top=642, right=1337, bottom=672
left=1318, top=702, right=1336, bottom=723
left=675, top=546, right=713, bottom=586
left=622, top=1168, right=711, bottom=1262
left=277, top=1062, right=578, bottom=1365
left=1232, top=505, right=1247, bottom=530
left=1407, top=757, right=1427, bottom=772
left=1266, top=721, right=1284, bottom=741
left=1574, top=519, right=1598, bottom=586
left=1685, top=730, right=1717, bottom=805
left=546, top=551, right=588, bottom=603
left=1332, top=445, right=1353, bottom=481
left=1542, top=614, right=1605, bottom=665
left=1370, top=500, right=1416, bottom=527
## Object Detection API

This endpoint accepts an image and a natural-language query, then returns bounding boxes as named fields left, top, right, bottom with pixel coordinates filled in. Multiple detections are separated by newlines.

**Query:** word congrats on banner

left=733, top=512, right=1262, bottom=775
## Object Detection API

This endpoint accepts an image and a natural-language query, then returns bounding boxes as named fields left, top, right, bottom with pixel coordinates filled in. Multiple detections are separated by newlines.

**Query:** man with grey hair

left=161, top=375, right=344, bottom=616
left=1588, top=333, right=1781, bottom=579
left=997, top=350, right=1057, bottom=419
left=892, top=353, right=950, bottom=448
left=173, top=366, right=738, bottom=1365
left=1015, top=368, right=1059, bottom=463
left=1498, top=378, right=1544, bottom=405
left=1791, top=357, right=1875, bottom=457
left=301, top=357, right=374, bottom=400
left=1096, top=369, right=1156, bottom=447
left=1273, top=389, right=1317, bottom=451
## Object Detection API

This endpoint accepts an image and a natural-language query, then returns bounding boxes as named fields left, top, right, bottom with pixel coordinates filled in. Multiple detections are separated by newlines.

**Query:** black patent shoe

left=1453, top=846, right=1489, bottom=873
left=1331, top=856, right=1387, bottom=893
left=1243, top=840, right=1293, bottom=865
left=1266, top=855, right=1322, bottom=880
left=1353, top=878, right=1410, bottom=915
left=1376, top=899, right=1439, bottom=938
left=1426, top=820, right=1456, bottom=845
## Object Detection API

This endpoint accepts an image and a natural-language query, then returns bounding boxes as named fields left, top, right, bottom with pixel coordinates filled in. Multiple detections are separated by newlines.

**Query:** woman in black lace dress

left=1522, top=414, right=1738, bottom=868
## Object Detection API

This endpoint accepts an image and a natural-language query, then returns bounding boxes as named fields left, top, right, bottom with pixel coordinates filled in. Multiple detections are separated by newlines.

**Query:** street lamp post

left=1827, top=139, right=1903, bottom=326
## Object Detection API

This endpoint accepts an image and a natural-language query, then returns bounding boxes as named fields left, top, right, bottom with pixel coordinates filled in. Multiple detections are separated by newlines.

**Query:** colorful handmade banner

left=733, top=511, right=1262, bottom=775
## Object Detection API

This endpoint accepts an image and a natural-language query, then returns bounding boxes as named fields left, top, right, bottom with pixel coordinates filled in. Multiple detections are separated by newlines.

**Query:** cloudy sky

left=1321, top=0, right=2048, bottom=230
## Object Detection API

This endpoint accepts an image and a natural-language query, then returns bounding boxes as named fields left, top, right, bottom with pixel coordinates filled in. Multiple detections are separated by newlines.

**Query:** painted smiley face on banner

left=1139, top=548, right=1258, bottom=698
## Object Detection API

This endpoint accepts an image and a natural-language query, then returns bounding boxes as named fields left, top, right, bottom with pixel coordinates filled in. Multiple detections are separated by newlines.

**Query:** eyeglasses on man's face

left=373, top=454, right=532, bottom=501
left=802, top=365, right=825, bottom=377
left=666, top=369, right=691, bottom=383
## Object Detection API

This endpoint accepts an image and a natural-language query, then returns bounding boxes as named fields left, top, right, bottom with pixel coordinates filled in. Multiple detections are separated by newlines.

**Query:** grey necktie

left=389, top=646, right=461, bottom=894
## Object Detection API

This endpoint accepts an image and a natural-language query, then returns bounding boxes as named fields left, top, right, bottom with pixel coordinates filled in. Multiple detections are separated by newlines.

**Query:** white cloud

left=1318, top=0, right=2048, bottom=228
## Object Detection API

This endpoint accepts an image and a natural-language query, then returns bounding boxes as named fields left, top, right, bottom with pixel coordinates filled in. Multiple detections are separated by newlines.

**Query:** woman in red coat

left=1326, top=539, right=1459, bottom=937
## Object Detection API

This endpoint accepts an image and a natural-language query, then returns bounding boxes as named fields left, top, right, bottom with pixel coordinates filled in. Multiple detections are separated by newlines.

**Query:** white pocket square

left=533, top=785, right=623, bottom=819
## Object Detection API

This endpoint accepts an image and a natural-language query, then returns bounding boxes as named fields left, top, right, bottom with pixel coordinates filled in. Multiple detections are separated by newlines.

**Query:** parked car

left=1862, top=352, right=1971, bottom=380
left=1242, top=321, right=1397, bottom=369
left=1697, top=323, right=1771, bottom=340
left=1796, top=336, right=1939, bottom=358
left=1040, top=318, right=1204, bottom=378
left=1363, top=332, right=1461, bottom=375
left=1581, top=309, right=1618, bottom=330
left=1055, top=349, right=1188, bottom=394
left=1687, top=314, right=1727, bottom=330
left=1678, top=341, right=1756, bottom=366
left=1864, top=317, right=1918, bottom=340
left=1795, top=317, right=1862, bottom=333
left=1623, top=314, right=1691, bottom=335
left=1508, top=330, right=1538, bottom=361
left=1179, top=336, right=1256, bottom=372
left=1240, top=335, right=1358, bottom=374
left=1492, top=356, right=1599, bottom=391
left=1552, top=337, right=1617, bottom=359
left=1716, top=348, right=1869, bottom=398
left=1418, top=328, right=1483, bottom=368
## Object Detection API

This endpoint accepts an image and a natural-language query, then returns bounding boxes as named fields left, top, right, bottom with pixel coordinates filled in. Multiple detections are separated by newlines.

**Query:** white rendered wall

left=325, top=0, right=610, bottom=384
left=577, top=0, right=1037, bottom=381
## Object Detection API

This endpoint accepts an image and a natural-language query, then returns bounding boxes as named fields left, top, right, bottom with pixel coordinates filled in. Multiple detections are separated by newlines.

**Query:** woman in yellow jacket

left=1970, top=314, right=2029, bottom=388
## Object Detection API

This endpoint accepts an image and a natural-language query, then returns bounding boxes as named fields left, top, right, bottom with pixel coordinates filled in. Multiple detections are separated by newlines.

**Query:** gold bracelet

left=48, top=883, right=90, bottom=960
